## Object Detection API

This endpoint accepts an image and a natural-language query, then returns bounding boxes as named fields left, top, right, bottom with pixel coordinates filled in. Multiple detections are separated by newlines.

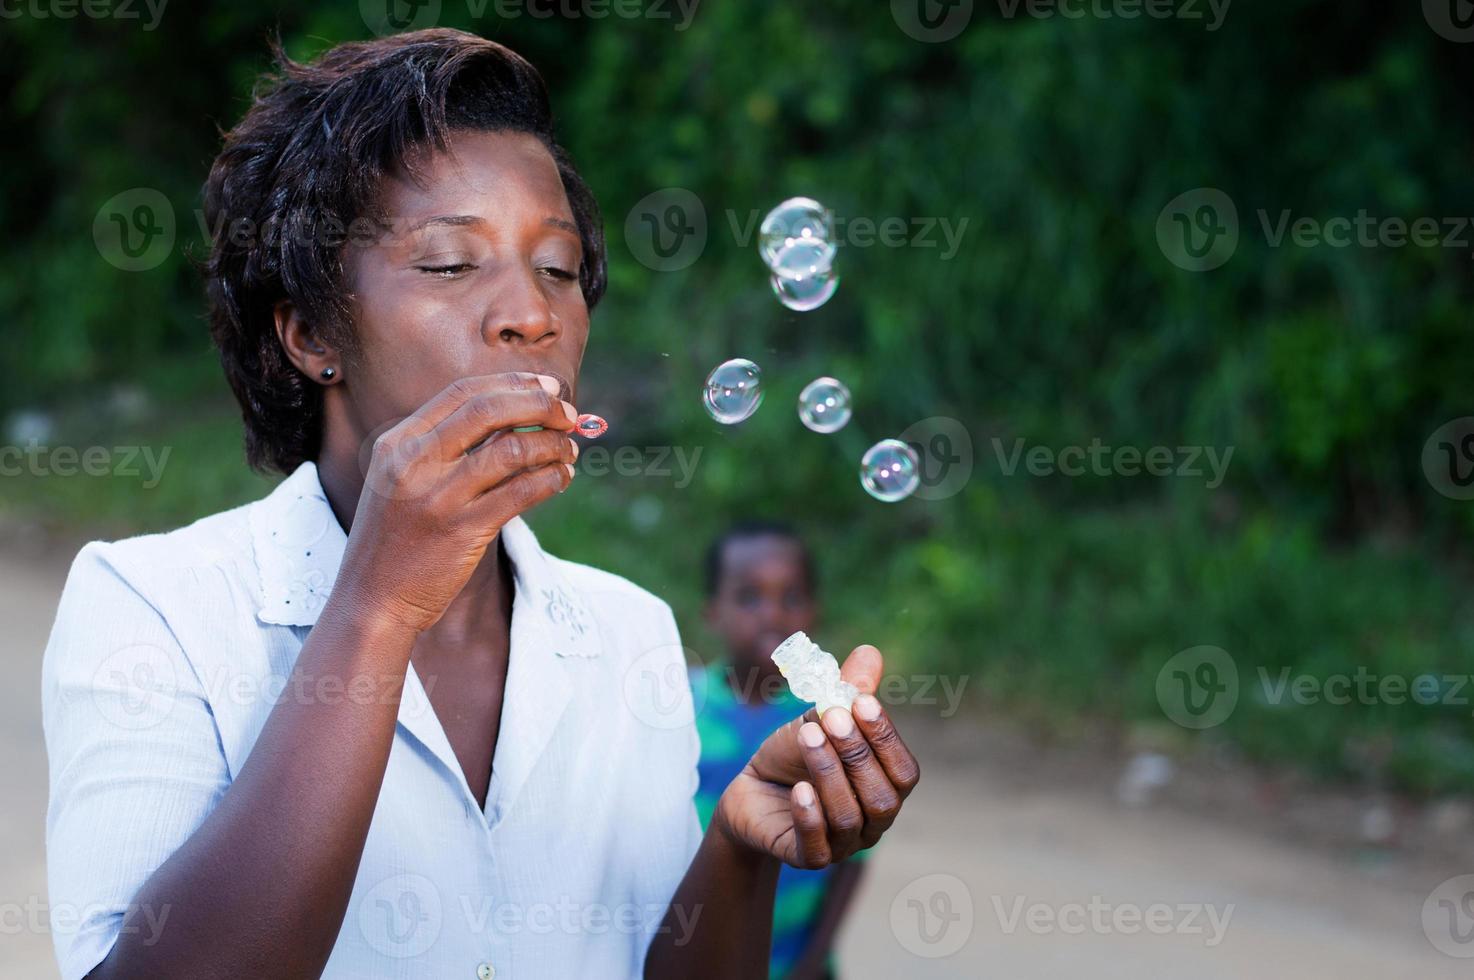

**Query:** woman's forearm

left=88, top=588, right=419, bottom=980
left=644, top=821, right=781, bottom=980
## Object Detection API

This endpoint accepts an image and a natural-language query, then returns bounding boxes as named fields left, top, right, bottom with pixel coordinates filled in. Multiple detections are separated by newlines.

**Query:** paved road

left=1, top=549, right=1466, bottom=978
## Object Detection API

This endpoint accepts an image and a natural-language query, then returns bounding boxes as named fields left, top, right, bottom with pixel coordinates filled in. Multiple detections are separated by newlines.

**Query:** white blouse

left=42, top=461, right=703, bottom=980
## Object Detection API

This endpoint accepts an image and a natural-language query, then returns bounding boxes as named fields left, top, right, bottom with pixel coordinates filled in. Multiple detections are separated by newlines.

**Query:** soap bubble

left=797, top=377, right=852, bottom=434
left=770, top=269, right=839, bottom=312
left=703, top=358, right=764, bottom=424
left=760, top=197, right=836, bottom=280
left=860, top=439, right=921, bottom=502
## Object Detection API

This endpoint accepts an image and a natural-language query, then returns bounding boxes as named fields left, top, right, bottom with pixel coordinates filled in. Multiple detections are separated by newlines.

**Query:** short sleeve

left=41, top=543, right=231, bottom=980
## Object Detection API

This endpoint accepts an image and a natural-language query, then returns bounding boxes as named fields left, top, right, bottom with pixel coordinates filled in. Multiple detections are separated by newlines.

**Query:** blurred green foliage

left=3, top=1, right=1474, bottom=794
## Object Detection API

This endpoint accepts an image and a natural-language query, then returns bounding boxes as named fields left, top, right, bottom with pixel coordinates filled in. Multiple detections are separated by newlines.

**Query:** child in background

left=691, top=520, right=866, bottom=980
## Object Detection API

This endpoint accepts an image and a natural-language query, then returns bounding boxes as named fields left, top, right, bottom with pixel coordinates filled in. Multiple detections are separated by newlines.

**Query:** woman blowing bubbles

left=40, top=28, right=918, bottom=980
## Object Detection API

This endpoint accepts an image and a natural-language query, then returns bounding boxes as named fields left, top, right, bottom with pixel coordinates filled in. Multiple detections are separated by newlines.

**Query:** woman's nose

left=481, top=273, right=560, bottom=347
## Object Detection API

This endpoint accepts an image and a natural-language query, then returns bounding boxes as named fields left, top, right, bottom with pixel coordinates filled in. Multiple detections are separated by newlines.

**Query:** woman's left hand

left=713, top=645, right=921, bottom=868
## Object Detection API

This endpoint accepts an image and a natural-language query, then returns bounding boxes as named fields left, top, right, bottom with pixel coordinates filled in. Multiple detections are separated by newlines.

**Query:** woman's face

left=339, top=129, right=589, bottom=438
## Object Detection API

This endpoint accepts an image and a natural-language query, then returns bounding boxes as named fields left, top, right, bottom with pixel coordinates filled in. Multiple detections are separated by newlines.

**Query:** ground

left=1, top=537, right=1467, bottom=978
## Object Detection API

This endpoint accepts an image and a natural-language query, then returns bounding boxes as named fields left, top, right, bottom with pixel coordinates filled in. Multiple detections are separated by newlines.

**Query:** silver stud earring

left=320, top=367, right=337, bottom=381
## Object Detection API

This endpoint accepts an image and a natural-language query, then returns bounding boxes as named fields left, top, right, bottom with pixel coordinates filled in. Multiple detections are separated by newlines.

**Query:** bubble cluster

left=703, top=358, right=765, bottom=425
left=759, top=197, right=839, bottom=311
left=797, top=377, right=852, bottom=434
left=860, top=439, right=921, bottom=503
left=771, top=270, right=840, bottom=312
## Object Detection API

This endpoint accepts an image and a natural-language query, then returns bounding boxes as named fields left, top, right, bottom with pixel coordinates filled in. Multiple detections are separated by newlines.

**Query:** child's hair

left=703, top=520, right=816, bottom=598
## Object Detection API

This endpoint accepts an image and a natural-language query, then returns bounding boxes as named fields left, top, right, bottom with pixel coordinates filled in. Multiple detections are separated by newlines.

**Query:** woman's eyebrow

left=544, top=216, right=578, bottom=235
left=403, top=214, right=484, bottom=234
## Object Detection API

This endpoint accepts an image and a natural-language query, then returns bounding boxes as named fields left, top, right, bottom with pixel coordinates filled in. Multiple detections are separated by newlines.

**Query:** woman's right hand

left=334, top=372, right=579, bottom=635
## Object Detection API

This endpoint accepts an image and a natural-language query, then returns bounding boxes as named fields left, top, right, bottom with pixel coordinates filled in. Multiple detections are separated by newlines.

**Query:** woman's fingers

left=462, top=427, right=578, bottom=493
left=821, top=705, right=902, bottom=849
left=798, top=722, right=863, bottom=859
left=435, top=386, right=577, bottom=459
left=467, top=459, right=574, bottom=527
left=789, top=781, right=831, bottom=870
left=853, top=693, right=921, bottom=802
left=412, top=372, right=562, bottom=432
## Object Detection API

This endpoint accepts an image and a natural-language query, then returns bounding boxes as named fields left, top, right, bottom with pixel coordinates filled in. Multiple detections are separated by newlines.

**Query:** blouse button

left=476, top=963, right=495, bottom=980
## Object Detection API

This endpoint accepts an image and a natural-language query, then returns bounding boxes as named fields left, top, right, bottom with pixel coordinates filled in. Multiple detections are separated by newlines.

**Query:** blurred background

left=3, top=1, right=1474, bottom=976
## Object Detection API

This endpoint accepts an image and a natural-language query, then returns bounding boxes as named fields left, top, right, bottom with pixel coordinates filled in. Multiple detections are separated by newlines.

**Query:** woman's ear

left=273, top=300, right=342, bottom=384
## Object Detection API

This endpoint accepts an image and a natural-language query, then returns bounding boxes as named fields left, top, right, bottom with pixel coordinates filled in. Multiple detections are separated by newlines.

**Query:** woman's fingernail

left=854, top=694, right=881, bottom=722
left=823, top=707, right=854, bottom=738
left=794, top=782, right=815, bottom=806
left=536, top=375, right=561, bottom=396
left=562, top=401, right=578, bottom=422
left=799, top=722, right=826, bottom=748
left=563, top=463, right=576, bottom=481
left=569, top=438, right=580, bottom=461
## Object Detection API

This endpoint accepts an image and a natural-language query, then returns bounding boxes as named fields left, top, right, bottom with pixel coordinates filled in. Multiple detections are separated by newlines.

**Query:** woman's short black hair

left=203, top=28, right=607, bottom=474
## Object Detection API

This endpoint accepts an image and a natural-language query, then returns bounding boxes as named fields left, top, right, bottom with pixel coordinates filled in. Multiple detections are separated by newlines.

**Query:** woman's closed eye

left=416, top=261, right=476, bottom=278
left=539, top=264, right=578, bottom=282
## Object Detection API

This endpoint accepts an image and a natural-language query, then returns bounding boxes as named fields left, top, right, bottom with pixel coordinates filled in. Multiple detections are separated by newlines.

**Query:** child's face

left=705, top=535, right=818, bottom=672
